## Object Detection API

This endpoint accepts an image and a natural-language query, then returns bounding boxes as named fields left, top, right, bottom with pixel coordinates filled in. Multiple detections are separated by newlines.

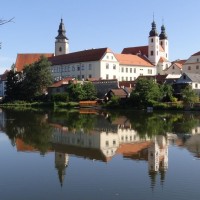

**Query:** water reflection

left=1, top=108, right=200, bottom=189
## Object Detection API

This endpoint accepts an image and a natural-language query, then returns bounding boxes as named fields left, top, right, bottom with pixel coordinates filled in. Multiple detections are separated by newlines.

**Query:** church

left=15, top=18, right=171, bottom=82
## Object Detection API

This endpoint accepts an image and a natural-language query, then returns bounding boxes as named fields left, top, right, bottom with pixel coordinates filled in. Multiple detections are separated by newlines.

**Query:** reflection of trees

left=48, top=111, right=97, bottom=133
left=4, top=110, right=53, bottom=154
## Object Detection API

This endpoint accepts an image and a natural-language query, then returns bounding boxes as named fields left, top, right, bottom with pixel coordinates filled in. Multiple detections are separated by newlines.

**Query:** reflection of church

left=148, top=135, right=168, bottom=189
left=51, top=115, right=169, bottom=187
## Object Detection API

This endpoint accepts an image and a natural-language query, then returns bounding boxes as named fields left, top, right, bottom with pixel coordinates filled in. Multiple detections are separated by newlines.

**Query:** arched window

left=59, top=47, right=62, bottom=52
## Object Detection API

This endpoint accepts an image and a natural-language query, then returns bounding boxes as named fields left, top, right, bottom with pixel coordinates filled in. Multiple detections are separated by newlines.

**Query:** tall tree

left=22, top=56, right=53, bottom=101
left=130, top=78, right=162, bottom=107
left=5, top=70, right=24, bottom=101
left=82, top=82, right=97, bottom=100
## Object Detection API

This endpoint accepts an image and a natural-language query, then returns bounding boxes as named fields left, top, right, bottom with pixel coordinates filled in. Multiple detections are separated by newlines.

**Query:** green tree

left=5, top=70, right=24, bottom=101
left=181, top=85, right=199, bottom=107
left=130, top=78, right=162, bottom=107
left=160, top=84, right=174, bottom=102
left=82, top=82, right=97, bottom=100
left=22, top=56, right=52, bottom=101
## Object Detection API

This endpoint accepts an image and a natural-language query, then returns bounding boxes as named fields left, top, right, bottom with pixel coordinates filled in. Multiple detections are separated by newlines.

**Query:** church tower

left=55, top=18, right=69, bottom=56
left=148, top=20, right=160, bottom=65
left=159, top=24, right=168, bottom=60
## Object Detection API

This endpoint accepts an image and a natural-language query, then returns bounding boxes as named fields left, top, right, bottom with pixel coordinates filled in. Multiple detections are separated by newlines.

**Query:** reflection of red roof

left=115, top=54, right=153, bottom=66
left=49, top=48, right=112, bottom=65
left=16, top=138, right=38, bottom=152
left=116, top=142, right=151, bottom=156
left=122, top=46, right=148, bottom=56
left=15, top=53, right=54, bottom=71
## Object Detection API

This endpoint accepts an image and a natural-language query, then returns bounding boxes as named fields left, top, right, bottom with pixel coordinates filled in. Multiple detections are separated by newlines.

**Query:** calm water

left=0, top=108, right=200, bottom=200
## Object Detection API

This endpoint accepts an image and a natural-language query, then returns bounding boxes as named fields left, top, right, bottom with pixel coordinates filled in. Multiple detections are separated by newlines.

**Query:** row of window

left=106, top=63, right=116, bottom=69
left=51, top=64, right=92, bottom=73
left=54, top=74, right=92, bottom=81
left=187, top=65, right=199, bottom=70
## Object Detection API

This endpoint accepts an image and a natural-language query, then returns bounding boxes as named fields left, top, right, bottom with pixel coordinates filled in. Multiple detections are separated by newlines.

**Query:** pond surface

left=0, top=108, right=200, bottom=200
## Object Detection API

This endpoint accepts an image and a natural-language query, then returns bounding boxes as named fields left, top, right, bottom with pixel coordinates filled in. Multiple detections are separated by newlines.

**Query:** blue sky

left=1, top=0, right=200, bottom=73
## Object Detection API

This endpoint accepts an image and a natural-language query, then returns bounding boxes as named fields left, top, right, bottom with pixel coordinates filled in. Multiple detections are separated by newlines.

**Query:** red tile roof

left=159, top=56, right=168, bottom=63
left=49, top=77, right=76, bottom=88
left=110, top=88, right=128, bottom=98
left=122, top=46, right=148, bottom=56
left=115, top=53, right=153, bottom=66
left=192, top=51, right=200, bottom=56
left=49, top=48, right=112, bottom=65
left=15, top=53, right=54, bottom=71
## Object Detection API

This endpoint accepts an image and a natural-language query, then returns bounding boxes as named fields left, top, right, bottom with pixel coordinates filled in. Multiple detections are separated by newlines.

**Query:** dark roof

left=192, top=51, right=200, bottom=56
left=184, top=73, right=200, bottom=82
left=122, top=46, right=148, bottom=57
left=49, top=48, right=112, bottom=65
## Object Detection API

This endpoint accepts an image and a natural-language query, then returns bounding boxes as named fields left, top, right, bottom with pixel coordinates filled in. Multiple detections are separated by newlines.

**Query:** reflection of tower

left=55, top=152, right=69, bottom=187
left=148, top=135, right=168, bottom=189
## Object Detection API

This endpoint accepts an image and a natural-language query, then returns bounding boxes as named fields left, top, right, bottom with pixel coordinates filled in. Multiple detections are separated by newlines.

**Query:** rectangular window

left=134, top=68, right=136, bottom=73
left=130, top=68, right=132, bottom=73
left=113, top=64, right=116, bottom=70
left=126, top=77, right=128, bottom=81
left=121, top=67, right=124, bottom=72
left=81, top=65, right=84, bottom=70
left=148, top=69, right=152, bottom=74
left=126, top=68, right=128, bottom=73
left=196, top=65, right=199, bottom=69
left=121, top=77, right=124, bottom=81
left=195, top=83, right=198, bottom=88
left=89, top=64, right=92, bottom=70
left=106, top=74, right=109, bottom=79
left=151, top=51, right=153, bottom=56
left=130, top=77, right=132, bottom=81
left=82, top=75, right=84, bottom=79
left=106, top=63, right=109, bottom=69
left=89, top=74, right=92, bottom=78
left=77, top=66, right=80, bottom=71
left=113, top=75, right=116, bottom=79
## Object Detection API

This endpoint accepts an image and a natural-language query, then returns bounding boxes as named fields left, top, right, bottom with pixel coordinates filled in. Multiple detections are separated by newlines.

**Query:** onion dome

left=56, top=18, right=68, bottom=40
left=159, top=24, right=168, bottom=40
left=149, top=20, right=158, bottom=37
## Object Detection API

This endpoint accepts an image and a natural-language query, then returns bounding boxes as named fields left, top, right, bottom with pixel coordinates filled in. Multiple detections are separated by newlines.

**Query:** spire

left=56, top=18, right=68, bottom=40
left=159, top=24, right=168, bottom=40
left=149, top=19, right=158, bottom=37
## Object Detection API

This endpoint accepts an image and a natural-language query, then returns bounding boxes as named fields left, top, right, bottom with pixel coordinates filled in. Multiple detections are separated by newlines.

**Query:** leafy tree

left=160, top=84, right=174, bottom=102
left=82, top=82, right=97, bottom=100
left=5, top=70, right=24, bottom=101
left=181, top=85, right=199, bottom=107
left=22, top=56, right=53, bottom=101
left=130, top=78, right=162, bottom=107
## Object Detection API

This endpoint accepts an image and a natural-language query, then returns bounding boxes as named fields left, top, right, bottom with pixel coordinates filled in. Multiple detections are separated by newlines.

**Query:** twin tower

left=55, top=18, right=169, bottom=66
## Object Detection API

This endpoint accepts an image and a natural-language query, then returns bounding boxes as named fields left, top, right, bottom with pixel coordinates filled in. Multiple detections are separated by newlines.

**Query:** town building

left=182, top=51, right=200, bottom=74
left=165, top=59, right=186, bottom=75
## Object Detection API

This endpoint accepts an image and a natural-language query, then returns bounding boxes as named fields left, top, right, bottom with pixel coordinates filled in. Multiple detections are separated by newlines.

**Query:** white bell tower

left=148, top=20, right=160, bottom=65
left=55, top=18, right=69, bottom=56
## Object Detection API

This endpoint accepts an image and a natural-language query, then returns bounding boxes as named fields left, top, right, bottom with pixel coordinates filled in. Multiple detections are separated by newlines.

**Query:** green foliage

left=106, top=96, right=120, bottom=107
left=22, top=56, right=53, bottom=100
left=160, top=84, right=174, bottom=102
left=5, top=56, right=52, bottom=102
left=82, top=82, right=97, bottom=100
left=52, top=93, right=69, bottom=102
left=181, top=85, right=199, bottom=106
left=67, top=82, right=97, bottom=101
left=5, top=70, right=24, bottom=101
left=130, top=78, right=162, bottom=107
